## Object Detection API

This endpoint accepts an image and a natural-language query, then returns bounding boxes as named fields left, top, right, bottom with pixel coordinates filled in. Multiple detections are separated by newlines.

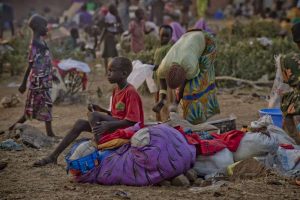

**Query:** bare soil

left=0, top=70, right=299, bottom=200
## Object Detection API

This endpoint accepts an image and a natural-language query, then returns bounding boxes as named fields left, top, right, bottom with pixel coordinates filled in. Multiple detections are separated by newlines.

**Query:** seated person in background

left=34, top=57, right=144, bottom=166
left=153, top=25, right=174, bottom=122
left=281, top=22, right=300, bottom=144
left=64, top=28, right=79, bottom=50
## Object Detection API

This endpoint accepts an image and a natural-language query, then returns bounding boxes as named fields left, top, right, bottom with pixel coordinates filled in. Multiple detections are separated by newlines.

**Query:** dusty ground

left=0, top=69, right=299, bottom=200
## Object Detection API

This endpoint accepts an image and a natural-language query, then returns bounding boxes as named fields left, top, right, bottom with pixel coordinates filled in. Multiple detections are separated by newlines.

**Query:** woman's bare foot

left=33, top=156, right=57, bottom=167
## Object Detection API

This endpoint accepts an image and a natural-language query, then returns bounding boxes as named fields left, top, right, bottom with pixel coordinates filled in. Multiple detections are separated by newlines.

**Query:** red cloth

left=280, top=144, right=294, bottom=149
left=175, top=127, right=244, bottom=156
left=99, top=128, right=135, bottom=144
left=211, top=130, right=245, bottom=152
left=111, top=84, right=144, bottom=124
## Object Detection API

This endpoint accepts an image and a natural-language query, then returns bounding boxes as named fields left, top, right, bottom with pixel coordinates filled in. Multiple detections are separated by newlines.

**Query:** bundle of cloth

left=76, top=124, right=196, bottom=186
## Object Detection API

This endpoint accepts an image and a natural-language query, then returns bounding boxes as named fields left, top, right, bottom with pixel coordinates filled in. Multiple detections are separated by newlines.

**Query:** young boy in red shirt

left=34, top=57, right=144, bottom=166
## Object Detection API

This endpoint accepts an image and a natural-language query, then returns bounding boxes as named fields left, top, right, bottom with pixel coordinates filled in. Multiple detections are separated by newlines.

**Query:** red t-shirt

left=111, top=84, right=144, bottom=124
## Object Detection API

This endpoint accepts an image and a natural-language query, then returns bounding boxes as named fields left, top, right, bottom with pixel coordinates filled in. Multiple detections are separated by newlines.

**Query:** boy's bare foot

left=33, top=156, right=57, bottom=167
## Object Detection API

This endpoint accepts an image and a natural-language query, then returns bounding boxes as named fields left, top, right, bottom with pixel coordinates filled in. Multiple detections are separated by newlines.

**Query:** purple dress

left=170, top=22, right=186, bottom=43
left=76, top=124, right=196, bottom=186
left=25, top=40, right=52, bottom=122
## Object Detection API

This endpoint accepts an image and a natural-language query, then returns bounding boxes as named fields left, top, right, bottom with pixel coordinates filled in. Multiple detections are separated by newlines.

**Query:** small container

left=258, top=108, right=283, bottom=128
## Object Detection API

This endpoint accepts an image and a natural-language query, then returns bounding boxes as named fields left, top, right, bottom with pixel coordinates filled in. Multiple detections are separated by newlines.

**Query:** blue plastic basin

left=258, top=108, right=283, bottom=128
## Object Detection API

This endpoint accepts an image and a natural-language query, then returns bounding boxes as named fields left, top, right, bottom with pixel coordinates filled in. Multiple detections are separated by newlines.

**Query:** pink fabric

left=129, top=20, right=145, bottom=53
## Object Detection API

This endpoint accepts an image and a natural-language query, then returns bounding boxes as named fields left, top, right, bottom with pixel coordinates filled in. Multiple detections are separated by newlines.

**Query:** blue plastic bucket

left=258, top=108, right=283, bottom=128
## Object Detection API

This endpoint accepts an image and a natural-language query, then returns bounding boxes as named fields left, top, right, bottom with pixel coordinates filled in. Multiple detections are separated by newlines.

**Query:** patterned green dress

left=181, top=30, right=220, bottom=124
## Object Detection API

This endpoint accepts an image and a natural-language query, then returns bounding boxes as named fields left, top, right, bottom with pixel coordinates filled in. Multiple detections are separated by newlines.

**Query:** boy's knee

left=74, top=119, right=89, bottom=130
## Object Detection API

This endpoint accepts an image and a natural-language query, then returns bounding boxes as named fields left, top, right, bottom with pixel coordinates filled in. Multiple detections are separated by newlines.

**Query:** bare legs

left=33, top=119, right=91, bottom=166
left=33, top=112, right=116, bottom=166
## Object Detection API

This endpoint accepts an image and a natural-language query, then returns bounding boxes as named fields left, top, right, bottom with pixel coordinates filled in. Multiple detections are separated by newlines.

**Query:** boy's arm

left=88, top=104, right=111, bottom=115
left=18, top=62, right=32, bottom=94
left=92, top=119, right=135, bottom=135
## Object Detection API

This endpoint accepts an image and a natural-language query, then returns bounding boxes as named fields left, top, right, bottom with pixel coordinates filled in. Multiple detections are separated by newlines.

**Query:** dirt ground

left=0, top=69, right=299, bottom=200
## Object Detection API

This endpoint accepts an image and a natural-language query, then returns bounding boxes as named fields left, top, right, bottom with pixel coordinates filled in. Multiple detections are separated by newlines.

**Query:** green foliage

left=0, top=29, right=30, bottom=76
left=231, top=19, right=281, bottom=38
left=216, top=19, right=298, bottom=80
left=48, top=39, right=85, bottom=61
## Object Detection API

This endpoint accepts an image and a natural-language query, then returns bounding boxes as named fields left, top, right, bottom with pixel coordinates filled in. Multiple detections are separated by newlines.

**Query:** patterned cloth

left=25, top=40, right=52, bottom=121
left=280, top=53, right=300, bottom=116
left=98, top=139, right=129, bottom=150
left=76, top=124, right=196, bottom=186
left=181, top=30, right=220, bottom=124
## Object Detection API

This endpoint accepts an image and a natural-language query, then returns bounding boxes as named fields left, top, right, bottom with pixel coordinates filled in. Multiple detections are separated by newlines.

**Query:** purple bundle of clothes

left=76, top=124, right=196, bottom=186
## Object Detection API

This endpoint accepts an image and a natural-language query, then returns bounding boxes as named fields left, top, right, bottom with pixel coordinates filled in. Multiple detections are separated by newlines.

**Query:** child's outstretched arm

left=18, top=62, right=32, bottom=94
left=92, top=119, right=135, bottom=136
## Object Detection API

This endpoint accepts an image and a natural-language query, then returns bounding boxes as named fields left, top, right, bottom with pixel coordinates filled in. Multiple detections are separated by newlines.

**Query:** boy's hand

left=88, top=104, right=96, bottom=112
left=152, top=99, right=165, bottom=113
left=92, top=121, right=111, bottom=135
left=18, top=83, right=26, bottom=94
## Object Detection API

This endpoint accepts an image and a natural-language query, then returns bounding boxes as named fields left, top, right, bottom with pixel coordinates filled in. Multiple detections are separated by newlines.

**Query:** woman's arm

left=152, top=78, right=168, bottom=113
left=169, top=80, right=187, bottom=112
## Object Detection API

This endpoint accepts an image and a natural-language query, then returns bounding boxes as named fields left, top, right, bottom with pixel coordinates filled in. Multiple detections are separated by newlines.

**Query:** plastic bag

left=58, top=59, right=91, bottom=73
left=267, top=125, right=296, bottom=145
left=233, top=132, right=279, bottom=162
left=277, top=147, right=300, bottom=171
left=268, top=55, right=291, bottom=108
left=69, top=140, right=96, bottom=160
left=193, top=148, right=234, bottom=176
left=127, top=60, right=157, bottom=93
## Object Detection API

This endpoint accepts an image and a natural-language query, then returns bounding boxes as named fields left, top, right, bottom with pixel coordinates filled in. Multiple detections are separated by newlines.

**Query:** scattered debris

left=114, top=190, right=130, bottom=199
left=1, top=94, right=21, bottom=108
left=185, top=169, right=198, bottom=183
left=0, top=139, right=23, bottom=151
left=189, top=181, right=228, bottom=193
left=171, top=174, right=190, bottom=187
left=12, top=124, right=56, bottom=149
left=7, top=82, right=21, bottom=88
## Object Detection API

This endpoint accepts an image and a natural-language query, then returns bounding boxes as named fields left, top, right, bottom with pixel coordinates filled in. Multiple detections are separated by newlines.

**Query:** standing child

left=34, top=57, right=144, bottom=166
left=101, top=4, right=123, bottom=75
left=153, top=25, right=173, bottom=121
left=9, top=14, right=56, bottom=137
left=128, top=8, right=146, bottom=53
